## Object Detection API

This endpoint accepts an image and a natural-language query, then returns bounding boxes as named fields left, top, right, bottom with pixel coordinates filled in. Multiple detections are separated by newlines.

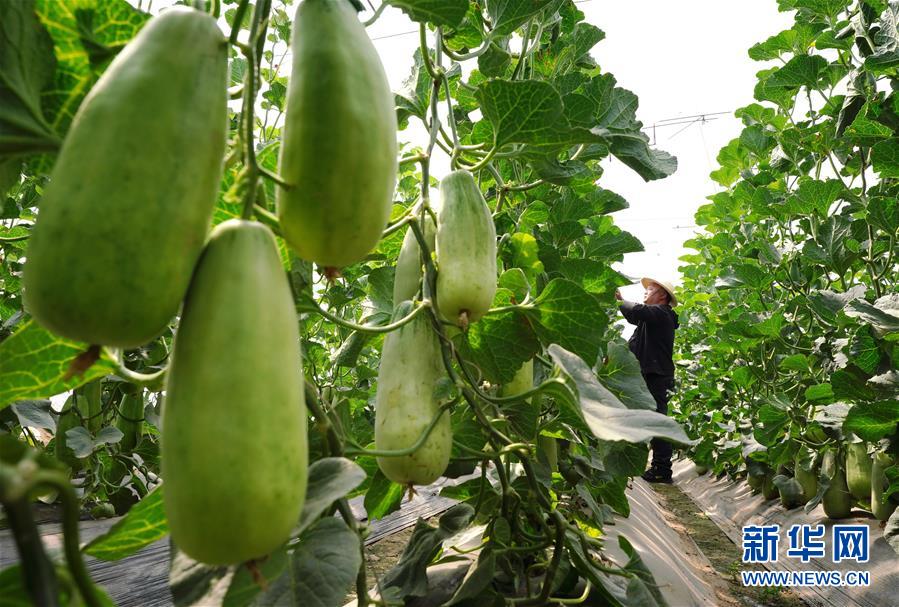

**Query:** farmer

left=615, top=278, right=679, bottom=484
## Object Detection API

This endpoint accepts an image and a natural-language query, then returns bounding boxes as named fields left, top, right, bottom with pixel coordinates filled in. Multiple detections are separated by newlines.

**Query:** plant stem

left=228, top=0, right=250, bottom=45
left=1, top=497, right=59, bottom=607
left=344, top=400, right=456, bottom=457
left=299, top=298, right=430, bottom=333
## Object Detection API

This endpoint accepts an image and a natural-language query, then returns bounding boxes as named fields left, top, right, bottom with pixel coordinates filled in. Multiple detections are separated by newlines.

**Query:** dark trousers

left=644, top=373, right=674, bottom=472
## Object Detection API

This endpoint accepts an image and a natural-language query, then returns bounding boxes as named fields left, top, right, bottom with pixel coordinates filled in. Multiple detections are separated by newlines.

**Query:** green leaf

left=10, top=399, right=54, bottom=430
left=609, top=134, right=678, bottom=181
left=560, top=259, right=629, bottom=295
left=35, top=0, right=149, bottom=135
left=848, top=327, right=881, bottom=375
left=755, top=55, right=829, bottom=106
left=619, top=535, right=667, bottom=607
left=460, top=289, right=539, bottom=384
left=528, top=279, right=607, bottom=365
left=548, top=345, right=694, bottom=445
left=872, top=139, right=899, bottom=177
left=843, top=401, right=899, bottom=442
left=297, top=457, right=367, bottom=533
left=258, top=518, right=362, bottom=607
left=478, top=41, right=511, bottom=78
left=0, top=563, right=115, bottom=607
left=396, top=48, right=432, bottom=129
left=363, top=469, right=404, bottom=521
left=476, top=79, right=609, bottom=151
left=0, top=0, right=60, bottom=157
left=597, top=344, right=656, bottom=410
left=868, top=196, right=898, bottom=233
left=844, top=295, right=899, bottom=340
left=784, top=179, right=845, bottom=216
left=508, top=232, right=544, bottom=277
left=486, top=0, right=559, bottom=36
left=84, top=486, right=168, bottom=560
left=780, top=354, right=810, bottom=372
left=387, top=0, right=467, bottom=27
left=748, top=24, right=822, bottom=60
left=222, top=547, right=288, bottom=607
left=65, top=426, right=123, bottom=457
left=805, top=383, right=834, bottom=401
left=602, top=441, right=649, bottom=477
left=445, top=550, right=496, bottom=606
left=0, top=319, right=117, bottom=410
left=169, top=544, right=231, bottom=607
left=382, top=504, right=475, bottom=599
left=582, top=226, right=644, bottom=260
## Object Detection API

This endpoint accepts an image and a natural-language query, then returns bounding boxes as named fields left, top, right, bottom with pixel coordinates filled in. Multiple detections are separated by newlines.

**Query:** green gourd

left=162, top=220, right=307, bottom=565
left=393, top=214, right=436, bottom=305
left=762, top=472, right=779, bottom=500
left=435, top=170, right=497, bottom=327
left=23, top=7, right=227, bottom=347
left=278, top=0, right=397, bottom=268
left=793, top=449, right=817, bottom=503
left=821, top=450, right=853, bottom=519
left=845, top=441, right=872, bottom=502
left=871, top=452, right=897, bottom=521
left=115, top=389, right=144, bottom=453
left=375, top=314, right=451, bottom=486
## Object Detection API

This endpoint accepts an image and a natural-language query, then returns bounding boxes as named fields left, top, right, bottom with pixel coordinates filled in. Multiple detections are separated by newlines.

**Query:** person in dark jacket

left=615, top=278, right=679, bottom=483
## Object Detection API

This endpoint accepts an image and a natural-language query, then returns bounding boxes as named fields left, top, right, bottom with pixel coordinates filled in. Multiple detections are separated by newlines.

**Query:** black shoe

left=641, top=468, right=672, bottom=484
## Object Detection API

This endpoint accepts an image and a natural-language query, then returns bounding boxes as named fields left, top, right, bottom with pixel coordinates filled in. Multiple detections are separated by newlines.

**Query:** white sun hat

left=640, top=277, right=678, bottom=306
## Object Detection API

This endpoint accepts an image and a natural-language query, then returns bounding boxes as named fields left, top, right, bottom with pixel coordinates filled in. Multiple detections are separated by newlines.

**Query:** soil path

left=652, top=483, right=807, bottom=607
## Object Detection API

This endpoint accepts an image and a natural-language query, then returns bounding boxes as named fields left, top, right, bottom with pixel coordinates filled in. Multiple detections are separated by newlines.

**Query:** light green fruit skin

left=762, top=473, right=779, bottom=500
left=821, top=451, right=853, bottom=519
left=277, top=0, right=397, bottom=268
left=502, top=360, right=534, bottom=401
left=393, top=216, right=436, bottom=304
left=23, top=8, right=227, bottom=347
left=436, top=170, right=497, bottom=324
left=375, top=315, right=451, bottom=485
left=77, top=381, right=103, bottom=435
left=871, top=452, right=897, bottom=521
left=794, top=451, right=817, bottom=503
left=115, top=391, right=144, bottom=453
left=694, top=464, right=709, bottom=475
left=162, top=220, right=307, bottom=565
left=845, top=441, right=872, bottom=502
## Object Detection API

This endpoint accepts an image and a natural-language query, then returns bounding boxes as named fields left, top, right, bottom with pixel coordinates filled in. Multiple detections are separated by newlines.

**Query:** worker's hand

left=614, top=289, right=622, bottom=301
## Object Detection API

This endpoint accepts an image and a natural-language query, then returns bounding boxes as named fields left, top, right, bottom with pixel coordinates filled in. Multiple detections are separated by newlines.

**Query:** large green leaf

left=297, top=457, right=367, bottom=533
left=381, top=504, right=474, bottom=599
left=485, top=0, right=560, bottom=36
left=256, top=518, right=362, bottom=607
left=597, top=344, right=657, bottom=410
left=528, top=279, right=607, bottom=365
left=0, top=0, right=60, bottom=157
left=35, top=0, right=149, bottom=135
left=84, top=486, right=168, bottom=560
left=460, top=288, right=540, bottom=384
left=844, top=296, right=899, bottom=340
left=843, top=401, right=899, bottom=442
left=387, top=0, right=468, bottom=27
left=548, top=345, right=693, bottom=445
left=0, top=319, right=117, bottom=409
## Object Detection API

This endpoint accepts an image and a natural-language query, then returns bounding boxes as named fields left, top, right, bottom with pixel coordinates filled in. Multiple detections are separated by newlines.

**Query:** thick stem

left=2, top=498, right=59, bottom=607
